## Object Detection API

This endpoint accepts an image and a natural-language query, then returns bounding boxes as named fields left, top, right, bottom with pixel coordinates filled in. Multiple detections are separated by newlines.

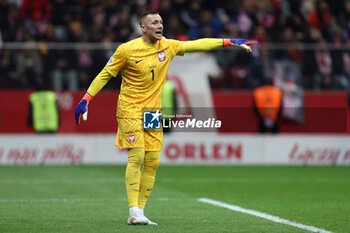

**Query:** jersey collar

left=140, top=37, right=161, bottom=48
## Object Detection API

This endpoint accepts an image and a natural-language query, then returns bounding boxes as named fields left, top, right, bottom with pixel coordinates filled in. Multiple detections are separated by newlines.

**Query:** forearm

left=75, top=67, right=113, bottom=125
left=180, top=38, right=257, bottom=54
left=86, top=68, right=112, bottom=97
left=181, top=38, right=224, bottom=53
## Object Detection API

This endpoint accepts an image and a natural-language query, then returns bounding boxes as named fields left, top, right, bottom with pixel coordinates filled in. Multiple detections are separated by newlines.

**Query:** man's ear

left=140, top=24, right=146, bottom=33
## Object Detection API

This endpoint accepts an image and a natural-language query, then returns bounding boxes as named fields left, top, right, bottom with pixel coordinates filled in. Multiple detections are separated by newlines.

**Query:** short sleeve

left=105, top=44, right=127, bottom=77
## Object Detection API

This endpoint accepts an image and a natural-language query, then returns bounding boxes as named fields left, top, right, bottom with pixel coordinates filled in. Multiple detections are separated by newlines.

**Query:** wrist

left=223, top=39, right=231, bottom=48
left=82, top=92, right=93, bottom=104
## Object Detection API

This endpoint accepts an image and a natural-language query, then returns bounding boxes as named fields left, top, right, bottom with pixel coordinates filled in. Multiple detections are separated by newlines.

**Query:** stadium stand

left=0, top=0, right=350, bottom=92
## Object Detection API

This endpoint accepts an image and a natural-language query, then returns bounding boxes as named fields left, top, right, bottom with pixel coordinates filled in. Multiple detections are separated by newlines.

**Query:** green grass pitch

left=0, top=165, right=349, bottom=233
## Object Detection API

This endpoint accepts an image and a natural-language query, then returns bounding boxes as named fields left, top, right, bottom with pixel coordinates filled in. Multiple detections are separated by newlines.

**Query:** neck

left=142, top=35, right=158, bottom=45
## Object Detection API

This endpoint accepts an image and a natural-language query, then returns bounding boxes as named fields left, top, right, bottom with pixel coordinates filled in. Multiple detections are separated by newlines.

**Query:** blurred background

left=0, top=0, right=350, bottom=165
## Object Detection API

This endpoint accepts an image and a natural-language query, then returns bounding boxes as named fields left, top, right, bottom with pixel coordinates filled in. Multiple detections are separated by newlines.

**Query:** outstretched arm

left=180, top=38, right=257, bottom=54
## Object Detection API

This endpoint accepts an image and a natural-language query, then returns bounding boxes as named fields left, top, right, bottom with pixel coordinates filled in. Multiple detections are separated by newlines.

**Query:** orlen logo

left=164, top=143, right=242, bottom=161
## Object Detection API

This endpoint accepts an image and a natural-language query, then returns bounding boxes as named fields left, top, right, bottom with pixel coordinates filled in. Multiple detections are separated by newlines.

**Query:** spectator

left=0, top=0, right=12, bottom=41
left=255, top=0, right=275, bottom=31
left=88, top=3, right=106, bottom=42
left=187, top=9, right=216, bottom=39
left=161, top=81, right=177, bottom=134
left=237, top=0, right=258, bottom=36
left=19, top=0, right=52, bottom=39
left=253, top=78, right=283, bottom=134
left=343, top=39, right=350, bottom=81
left=303, top=26, right=321, bottom=89
left=77, top=44, right=94, bottom=89
left=14, top=42, right=43, bottom=89
left=50, top=0, right=72, bottom=41
left=48, top=46, right=78, bottom=91
left=19, top=0, right=51, bottom=21
left=158, top=0, right=174, bottom=25
left=113, top=9, right=134, bottom=42
left=38, top=24, right=56, bottom=89
left=339, top=1, right=350, bottom=41
left=0, top=2, right=22, bottom=42
left=314, top=39, right=333, bottom=89
left=51, top=0, right=72, bottom=27
left=67, top=21, right=89, bottom=89
left=0, top=49, right=17, bottom=88
left=247, top=45, right=276, bottom=88
left=307, top=0, right=331, bottom=39
left=252, top=25, right=268, bottom=44
left=165, top=14, right=188, bottom=40
left=28, top=85, right=60, bottom=133
left=180, top=0, right=202, bottom=30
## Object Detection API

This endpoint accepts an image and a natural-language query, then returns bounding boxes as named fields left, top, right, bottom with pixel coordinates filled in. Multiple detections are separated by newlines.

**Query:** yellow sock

left=125, top=148, right=145, bottom=208
left=138, top=151, right=160, bottom=209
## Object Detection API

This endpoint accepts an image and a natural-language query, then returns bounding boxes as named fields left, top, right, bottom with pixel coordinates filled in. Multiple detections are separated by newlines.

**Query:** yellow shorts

left=115, top=118, right=163, bottom=151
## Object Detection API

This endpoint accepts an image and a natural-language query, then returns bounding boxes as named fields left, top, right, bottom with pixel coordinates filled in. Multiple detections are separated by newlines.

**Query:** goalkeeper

left=75, top=10, right=257, bottom=226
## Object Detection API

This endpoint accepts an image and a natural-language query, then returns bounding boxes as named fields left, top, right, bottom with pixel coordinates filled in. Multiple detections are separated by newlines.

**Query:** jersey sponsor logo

left=157, top=50, right=166, bottom=62
left=128, top=134, right=135, bottom=143
left=135, top=59, right=143, bottom=64
left=143, top=110, right=161, bottom=129
left=107, top=57, right=113, bottom=65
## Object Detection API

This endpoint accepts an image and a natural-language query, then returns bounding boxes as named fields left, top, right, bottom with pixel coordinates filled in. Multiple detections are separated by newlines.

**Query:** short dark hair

left=139, top=10, right=159, bottom=25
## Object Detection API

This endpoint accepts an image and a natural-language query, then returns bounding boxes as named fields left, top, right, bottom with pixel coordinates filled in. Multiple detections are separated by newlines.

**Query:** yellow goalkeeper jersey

left=105, top=37, right=183, bottom=119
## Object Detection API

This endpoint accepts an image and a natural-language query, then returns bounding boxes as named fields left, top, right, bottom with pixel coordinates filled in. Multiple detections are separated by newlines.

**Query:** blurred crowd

left=1, top=0, right=350, bottom=92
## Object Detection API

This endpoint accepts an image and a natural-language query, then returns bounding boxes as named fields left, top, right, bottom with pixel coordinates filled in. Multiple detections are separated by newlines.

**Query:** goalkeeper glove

left=75, top=93, right=92, bottom=125
left=224, top=39, right=258, bottom=52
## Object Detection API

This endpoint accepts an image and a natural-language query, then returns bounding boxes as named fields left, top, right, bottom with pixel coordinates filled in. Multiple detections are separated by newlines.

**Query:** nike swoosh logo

left=130, top=183, right=138, bottom=186
left=135, top=59, right=143, bottom=64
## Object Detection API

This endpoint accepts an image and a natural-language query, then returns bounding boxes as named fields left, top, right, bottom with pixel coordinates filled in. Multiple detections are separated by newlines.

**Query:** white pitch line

left=198, top=198, right=334, bottom=233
